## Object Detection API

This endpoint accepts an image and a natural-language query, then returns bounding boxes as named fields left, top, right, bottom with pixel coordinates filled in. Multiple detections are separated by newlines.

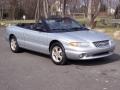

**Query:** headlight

left=68, top=42, right=89, bottom=47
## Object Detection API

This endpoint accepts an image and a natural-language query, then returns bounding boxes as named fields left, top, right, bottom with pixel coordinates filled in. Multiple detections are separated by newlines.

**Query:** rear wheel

left=50, top=42, right=67, bottom=65
left=9, top=36, right=21, bottom=53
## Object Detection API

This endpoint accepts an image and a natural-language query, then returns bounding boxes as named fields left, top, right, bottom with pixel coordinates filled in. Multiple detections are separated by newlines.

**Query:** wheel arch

left=9, top=34, right=15, bottom=41
left=49, top=40, right=67, bottom=65
left=49, top=40, right=63, bottom=52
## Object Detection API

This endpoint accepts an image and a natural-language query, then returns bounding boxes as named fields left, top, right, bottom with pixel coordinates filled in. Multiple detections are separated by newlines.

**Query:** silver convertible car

left=5, top=17, right=115, bottom=65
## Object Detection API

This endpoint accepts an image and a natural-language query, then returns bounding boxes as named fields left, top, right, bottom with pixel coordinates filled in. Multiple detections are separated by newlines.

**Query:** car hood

left=55, top=30, right=111, bottom=42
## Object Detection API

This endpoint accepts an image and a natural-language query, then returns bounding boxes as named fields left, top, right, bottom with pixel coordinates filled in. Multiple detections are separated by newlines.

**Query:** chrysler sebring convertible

left=5, top=17, right=115, bottom=65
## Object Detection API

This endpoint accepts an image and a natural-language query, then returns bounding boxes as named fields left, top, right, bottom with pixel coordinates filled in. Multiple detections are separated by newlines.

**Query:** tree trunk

left=87, top=0, right=101, bottom=28
left=87, top=0, right=92, bottom=23
left=63, top=0, right=67, bottom=17
left=35, top=0, right=40, bottom=22
left=0, top=7, right=3, bottom=20
left=35, top=0, right=49, bottom=22
left=43, top=0, right=49, bottom=18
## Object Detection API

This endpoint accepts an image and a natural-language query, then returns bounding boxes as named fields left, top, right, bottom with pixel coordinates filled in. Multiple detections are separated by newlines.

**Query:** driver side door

left=23, top=24, right=49, bottom=54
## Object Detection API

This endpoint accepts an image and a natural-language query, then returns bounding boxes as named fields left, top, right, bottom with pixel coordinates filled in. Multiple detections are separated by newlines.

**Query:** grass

left=76, top=17, right=120, bottom=30
left=0, top=18, right=120, bottom=39
left=0, top=18, right=119, bottom=31
left=0, top=20, right=35, bottom=26
left=76, top=17, right=120, bottom=39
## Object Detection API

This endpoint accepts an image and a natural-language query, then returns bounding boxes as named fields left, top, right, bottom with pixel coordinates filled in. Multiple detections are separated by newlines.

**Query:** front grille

left=93, top=40, right=109, bottom=48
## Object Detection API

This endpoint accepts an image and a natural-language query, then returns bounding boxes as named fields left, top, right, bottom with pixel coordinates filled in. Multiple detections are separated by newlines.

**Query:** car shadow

left=67, top=53, right=120, bottom=66
left=22, top=49, right=50, bottom=59
left=22, top=49, right=120, bottom=66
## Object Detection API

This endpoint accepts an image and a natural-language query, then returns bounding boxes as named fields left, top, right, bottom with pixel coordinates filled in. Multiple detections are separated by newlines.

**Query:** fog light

left=79, top=53, right=87, bottom=58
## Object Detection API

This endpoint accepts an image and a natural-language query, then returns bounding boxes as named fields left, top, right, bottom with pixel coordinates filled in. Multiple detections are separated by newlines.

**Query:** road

left=0, top=27, right=120, bottom=90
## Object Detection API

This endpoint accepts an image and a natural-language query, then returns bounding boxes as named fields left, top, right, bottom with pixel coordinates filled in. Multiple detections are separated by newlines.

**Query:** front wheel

left=50, top=42, right=67, bottom=65
left=10, top=36, right=21, bottom=53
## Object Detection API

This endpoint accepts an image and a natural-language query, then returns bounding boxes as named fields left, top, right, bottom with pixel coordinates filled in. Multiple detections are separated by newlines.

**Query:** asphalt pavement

left=0, top=27, right=120, bottom=90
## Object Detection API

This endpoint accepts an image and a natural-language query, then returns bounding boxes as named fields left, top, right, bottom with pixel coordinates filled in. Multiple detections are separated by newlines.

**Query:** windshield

left=45, top=18, right=86, bottom=32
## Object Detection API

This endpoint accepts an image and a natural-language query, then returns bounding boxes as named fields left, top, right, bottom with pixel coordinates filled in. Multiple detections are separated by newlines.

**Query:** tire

left=9, top=36, right=21, bottom=53
left=50, top=42, right=67, bottom=65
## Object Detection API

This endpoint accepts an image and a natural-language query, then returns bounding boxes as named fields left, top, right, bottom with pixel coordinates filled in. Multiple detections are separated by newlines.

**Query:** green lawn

left=0, top=18, right=120, bottom=39
left=0, top=18, right=119, bottom=32
left=77, top=18, right=119, bottom=30
left=0, top=20, right=35, bottom=26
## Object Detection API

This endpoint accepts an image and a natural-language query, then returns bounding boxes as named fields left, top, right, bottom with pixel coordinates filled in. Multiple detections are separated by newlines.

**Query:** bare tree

left=114, top=3, right=120, bottom=19
left=87, top=0, right=102, bottom=28
left=0, top=0, right=4, bottom=20
left=35, top=0, right=41, bottom=22
left=83, top=0, right=89, bottom=17
left=63, top=0, right=67, bottom=16
left=22, top=0, right=37, bottom=19
left=43, top=0, right=49, bottom=18
left=9, top=0, right=18, bottom=20
left=1, top=0, right=119, bottom=21
left=35, top=0, right=49, bottom=22
left=87, top=0, right=92, bottom=22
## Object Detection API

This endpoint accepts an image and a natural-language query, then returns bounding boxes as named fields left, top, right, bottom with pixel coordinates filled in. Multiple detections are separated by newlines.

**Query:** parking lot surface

left=0, top=27, right=120, bottom=90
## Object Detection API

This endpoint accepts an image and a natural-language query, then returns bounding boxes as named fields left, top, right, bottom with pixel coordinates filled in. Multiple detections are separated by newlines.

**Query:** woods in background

left=0, top=0, right=120, bottom=26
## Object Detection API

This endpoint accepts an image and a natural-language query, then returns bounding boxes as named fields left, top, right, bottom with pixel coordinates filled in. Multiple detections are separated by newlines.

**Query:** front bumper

left=65, top=46, right=115, bottom=60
